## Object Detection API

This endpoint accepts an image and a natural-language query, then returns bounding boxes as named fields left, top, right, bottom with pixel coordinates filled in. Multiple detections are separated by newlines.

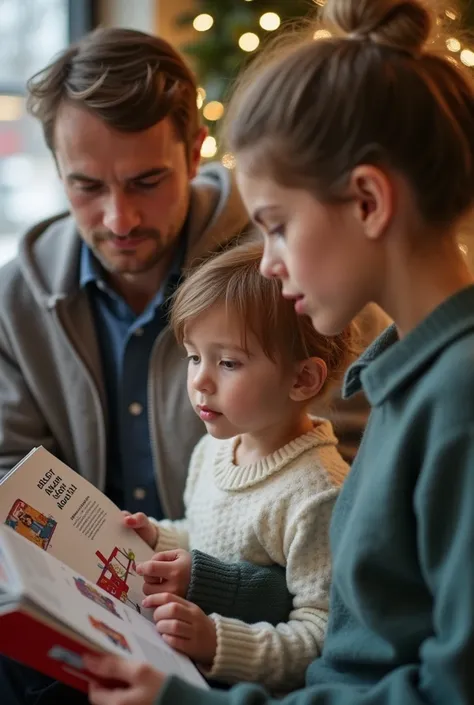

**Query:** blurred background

left=0, top=0, right=472, bottom=266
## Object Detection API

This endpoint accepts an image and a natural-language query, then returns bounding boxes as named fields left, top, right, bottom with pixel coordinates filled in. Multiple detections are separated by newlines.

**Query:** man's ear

left=189, top=126, right=208, bottom=179
left=289, top=357, right=327, bottom=402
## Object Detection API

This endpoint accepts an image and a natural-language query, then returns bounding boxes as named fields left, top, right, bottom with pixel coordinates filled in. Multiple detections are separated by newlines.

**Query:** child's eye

left=187, top=354, right=200, bottom=365
left=220, top=360, right=240, bottom=370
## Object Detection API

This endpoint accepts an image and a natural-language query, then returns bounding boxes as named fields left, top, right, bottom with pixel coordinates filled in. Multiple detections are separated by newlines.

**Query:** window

left=0, top=0, right=93, bottom=266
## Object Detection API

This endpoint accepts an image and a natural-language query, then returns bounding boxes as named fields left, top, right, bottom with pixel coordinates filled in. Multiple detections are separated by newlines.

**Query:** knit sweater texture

left=155, top=419, right=348, bottom=691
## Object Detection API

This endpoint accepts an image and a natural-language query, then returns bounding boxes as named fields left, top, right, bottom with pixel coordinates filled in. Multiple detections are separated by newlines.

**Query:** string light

left=239, top=32, right=260, bottom=52
left=222, top=153, right=236, bottom=170
left=193, top=13, right=214, bottom=32
left=313, top=29, right=331, bottom=40
left=196, top=87, right=206, bottom=109
left=201, top=136, right=217, bottom=159
left=259, top=12, right=281, bottom=31
left=446, top=37, right=461, bottom=52
left=445, top=9, right=458, bottom=21
left=460, top=49, right=474, bottom=67
left=203, top=101, right=224, bottom=121
left=0, top=95, right=23, bottom=121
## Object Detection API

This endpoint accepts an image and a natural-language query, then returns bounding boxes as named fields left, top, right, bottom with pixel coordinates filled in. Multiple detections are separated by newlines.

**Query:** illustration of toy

left=95, top=546, right=140, bottom=611
left=88, top=615, right=131, bottom=653
left=73, top=577, right=122, bottom=619
left=5, top=500, right=57, bottom=550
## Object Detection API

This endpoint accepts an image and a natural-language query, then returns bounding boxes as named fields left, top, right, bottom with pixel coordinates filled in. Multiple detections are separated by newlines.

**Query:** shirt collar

left=343, top=284, right=474, bottom=406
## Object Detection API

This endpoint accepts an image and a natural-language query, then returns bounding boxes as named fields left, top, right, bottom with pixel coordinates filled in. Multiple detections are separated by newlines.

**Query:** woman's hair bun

left=323, top=0, right=433, bottom=56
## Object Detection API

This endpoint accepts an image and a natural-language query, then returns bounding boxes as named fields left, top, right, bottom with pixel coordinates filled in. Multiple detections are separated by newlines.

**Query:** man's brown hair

left=27, top=27, right=200, bottom=161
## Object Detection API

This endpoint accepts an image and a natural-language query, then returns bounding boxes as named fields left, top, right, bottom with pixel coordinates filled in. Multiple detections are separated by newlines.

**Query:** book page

left=0, top=447, right=155, bottom=618
left=0, top=526, right=207, bottom=689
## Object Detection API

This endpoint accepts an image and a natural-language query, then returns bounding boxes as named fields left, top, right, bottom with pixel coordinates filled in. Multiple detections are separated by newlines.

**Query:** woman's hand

left=85, top=653, right=165, bottom=705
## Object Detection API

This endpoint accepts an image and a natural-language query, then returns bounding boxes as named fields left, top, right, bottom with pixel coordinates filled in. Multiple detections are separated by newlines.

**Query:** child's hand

left=143, top=592, right=217, bottom=667
left=122, top=511, right=158, bottom=549
left=137, top=549, right=192, bottom=598
left=85, top=653, right=165, bottom=705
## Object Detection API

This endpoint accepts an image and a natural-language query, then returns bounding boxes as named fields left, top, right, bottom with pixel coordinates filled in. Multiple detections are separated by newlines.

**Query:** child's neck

left=234, top=414, right=314, bottom=466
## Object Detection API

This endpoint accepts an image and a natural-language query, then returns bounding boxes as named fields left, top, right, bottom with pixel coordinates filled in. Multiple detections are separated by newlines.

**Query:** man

left=0, top=27, right=388, bottom=705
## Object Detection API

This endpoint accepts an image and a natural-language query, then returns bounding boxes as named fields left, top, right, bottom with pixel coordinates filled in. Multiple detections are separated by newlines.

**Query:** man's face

left=54, top=103, right=204, bottom=277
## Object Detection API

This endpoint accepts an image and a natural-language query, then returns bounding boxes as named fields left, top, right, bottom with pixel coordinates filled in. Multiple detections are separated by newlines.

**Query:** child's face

left=236, top=168, right=381, bottom=337
left=184, top=304, right=298, bottom=440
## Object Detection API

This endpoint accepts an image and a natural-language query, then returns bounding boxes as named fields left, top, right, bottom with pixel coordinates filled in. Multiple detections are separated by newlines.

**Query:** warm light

left=239, top=32, right=260, bottom=52
left=203, top=101, right=224, bottom=121
left=222, top=153, right=236, bottom=170
left=445, top=9, right=458, bottom=21
left=0, top=95, right=23, bottom=121
left=460, top=49, right=474, bottom=67
left=459, top=243, right=468, bottom=255
left=313, top=29, right=331, bottom=40
left=193, top=13, right=214, bottom=32
left=259, top=12, right=281, bottom=31
left=446, top=37, right=461, bottom=52
left=196, top=87, right=206, bottom=109
left=201, top=135, right=217, bottom=158
left=313, top=0, right=326, bottom=5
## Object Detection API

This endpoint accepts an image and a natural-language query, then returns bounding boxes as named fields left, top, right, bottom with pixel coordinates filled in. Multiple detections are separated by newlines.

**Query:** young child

left=86, top=0, right=474, bottom=704
left=126, top=240, right=355, bottom=693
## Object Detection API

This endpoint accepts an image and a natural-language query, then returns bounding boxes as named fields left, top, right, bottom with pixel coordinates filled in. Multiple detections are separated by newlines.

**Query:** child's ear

left=289, top=357, right=327, bottom=402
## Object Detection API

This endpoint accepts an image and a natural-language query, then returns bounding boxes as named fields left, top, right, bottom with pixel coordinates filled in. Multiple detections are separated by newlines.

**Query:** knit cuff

left=150, top=520, right=184, bottom=553
left=187, top=550, right=241, bottom=615
left=199, top=614, right=262, bottom=684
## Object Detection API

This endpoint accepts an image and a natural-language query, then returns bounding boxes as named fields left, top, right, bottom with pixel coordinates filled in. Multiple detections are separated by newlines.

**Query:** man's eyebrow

left=66, top=167, right=171, bottom=184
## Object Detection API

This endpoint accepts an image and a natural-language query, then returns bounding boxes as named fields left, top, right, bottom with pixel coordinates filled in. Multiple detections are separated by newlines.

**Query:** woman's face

left=236, top=168, right=381, bottom=336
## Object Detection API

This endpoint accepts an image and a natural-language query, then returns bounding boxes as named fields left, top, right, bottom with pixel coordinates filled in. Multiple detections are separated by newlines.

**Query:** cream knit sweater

left=154, top=419, right=348, bottom=692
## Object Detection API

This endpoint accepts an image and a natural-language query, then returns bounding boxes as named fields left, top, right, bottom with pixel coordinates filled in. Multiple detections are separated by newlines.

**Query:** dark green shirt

left=159, top=284, right=474, bottom=705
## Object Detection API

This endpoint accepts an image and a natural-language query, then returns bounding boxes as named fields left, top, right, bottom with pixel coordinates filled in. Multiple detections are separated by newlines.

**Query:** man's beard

left=90, top=228, right=175, bottom=275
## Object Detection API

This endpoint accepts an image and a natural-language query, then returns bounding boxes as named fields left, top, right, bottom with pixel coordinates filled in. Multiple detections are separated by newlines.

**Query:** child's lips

left=197, top=405, right=222, bottom=422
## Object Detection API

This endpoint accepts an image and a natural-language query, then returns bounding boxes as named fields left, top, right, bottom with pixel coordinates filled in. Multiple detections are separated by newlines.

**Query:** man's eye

left=134, top=179, right=161, bottom=190
left=77, top=182, right=102, bottom=193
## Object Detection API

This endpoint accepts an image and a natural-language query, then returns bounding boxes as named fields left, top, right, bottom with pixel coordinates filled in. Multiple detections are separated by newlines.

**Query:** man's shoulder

left=0, top=212, right=79, bottom=304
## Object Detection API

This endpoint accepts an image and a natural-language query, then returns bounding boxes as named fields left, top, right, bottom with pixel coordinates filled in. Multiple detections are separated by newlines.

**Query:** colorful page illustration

left=0, top=448, right=155, bottom=618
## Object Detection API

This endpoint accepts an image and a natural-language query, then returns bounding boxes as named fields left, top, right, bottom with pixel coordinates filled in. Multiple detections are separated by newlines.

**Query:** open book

left=0, top=447, right=208, bottom=692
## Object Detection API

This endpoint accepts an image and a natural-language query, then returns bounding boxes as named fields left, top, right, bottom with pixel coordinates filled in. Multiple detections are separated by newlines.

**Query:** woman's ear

left=289, top=357, right=327, bottom=402
left=349, top=164, right=394, bottom=241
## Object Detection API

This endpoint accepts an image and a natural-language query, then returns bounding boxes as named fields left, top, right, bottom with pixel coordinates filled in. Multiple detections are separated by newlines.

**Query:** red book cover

left=0, top=608, right=99, bottom=692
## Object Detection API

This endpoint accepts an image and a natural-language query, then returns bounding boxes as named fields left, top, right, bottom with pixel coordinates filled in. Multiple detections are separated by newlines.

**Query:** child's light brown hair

left=171, top=240, right=359, bottom=402
left=225, top=0, right=474, bottom=229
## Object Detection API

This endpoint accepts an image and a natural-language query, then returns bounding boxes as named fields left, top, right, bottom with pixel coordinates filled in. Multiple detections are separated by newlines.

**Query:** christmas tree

left=176, top=0, right=322, bottom=160
left=176, top=0, right=474, bottom=161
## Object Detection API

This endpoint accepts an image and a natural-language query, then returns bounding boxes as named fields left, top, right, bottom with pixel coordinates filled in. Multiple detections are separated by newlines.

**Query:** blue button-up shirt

left=80, top=241, right=184, bottom=519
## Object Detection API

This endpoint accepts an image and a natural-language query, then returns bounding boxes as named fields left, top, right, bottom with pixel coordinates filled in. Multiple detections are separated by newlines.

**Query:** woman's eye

left=268, top=224, right=286, bottom=238
left=187, top=354, right=200, bottom=364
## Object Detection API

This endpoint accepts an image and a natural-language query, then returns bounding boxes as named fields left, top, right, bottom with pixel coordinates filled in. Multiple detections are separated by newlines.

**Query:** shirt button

left=133, top=487, right=147, bottom=500
left=129, top=402, right=143, bottom=416
left=134, top=327, right=144, bottom=337
left=97, top=280, right=106, bottom=291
